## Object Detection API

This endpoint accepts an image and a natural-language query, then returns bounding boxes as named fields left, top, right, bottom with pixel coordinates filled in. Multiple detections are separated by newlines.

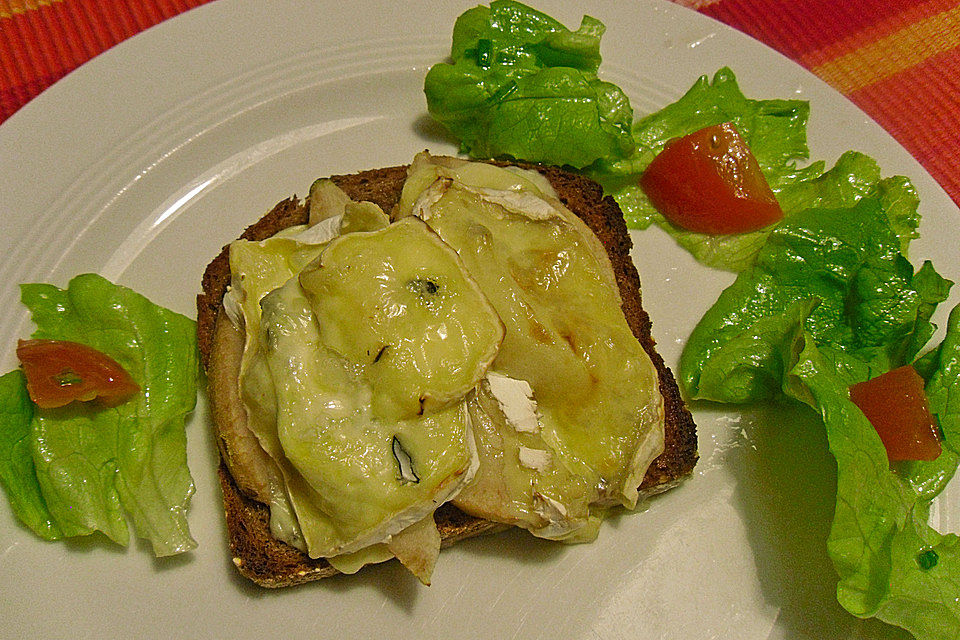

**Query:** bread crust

left=197, top=162, right=698, bottom=587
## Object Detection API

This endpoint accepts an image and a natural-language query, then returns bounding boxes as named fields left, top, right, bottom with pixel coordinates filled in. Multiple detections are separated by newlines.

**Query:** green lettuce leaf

left=596, top=67, right=812, bottom=227
left=19, top=273, right=198, bottom=556
left=776, top=151, right=921, bottom=257
left=424, top=0, right=634, bottom=168
left=680, top=196, right=952, bottom=403
left=601, top=67, right=811, bottom=181
left=594, top=68, right=920, bottom=272
left=676, top=170, right=959, bottom=638
left=30, top=388, right=130, bottom=544
left=905, top=261, right=955, bottom=364
left=0, top=370, right=61, bottom=540
left=781, top=304, right=960, bottom=639
left=911, top=304, right=960, bottom=502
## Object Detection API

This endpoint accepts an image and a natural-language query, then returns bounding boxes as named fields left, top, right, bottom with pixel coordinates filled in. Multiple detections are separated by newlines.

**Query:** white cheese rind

left=485, top=372, right=541, bottom=434
left=518, top=446, right=551, bottom=472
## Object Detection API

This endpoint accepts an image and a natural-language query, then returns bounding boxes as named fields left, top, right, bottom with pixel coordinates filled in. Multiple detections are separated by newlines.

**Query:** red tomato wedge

left=639, top=122, right=784, bottom=234
left=16, top=339, right=140, bottom=409
left=849, top=365, right=942, bottom=462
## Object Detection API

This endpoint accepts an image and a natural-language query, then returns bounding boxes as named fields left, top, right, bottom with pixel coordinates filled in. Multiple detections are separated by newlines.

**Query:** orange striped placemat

left=2, top=0, right=958, bottom=207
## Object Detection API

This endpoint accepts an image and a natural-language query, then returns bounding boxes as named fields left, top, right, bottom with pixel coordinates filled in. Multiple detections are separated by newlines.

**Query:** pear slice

left=308, top=177, right=351, bottom=224
left=308, top=177, right=390, bottom=232
left=299, top=216, right=504, bottom=422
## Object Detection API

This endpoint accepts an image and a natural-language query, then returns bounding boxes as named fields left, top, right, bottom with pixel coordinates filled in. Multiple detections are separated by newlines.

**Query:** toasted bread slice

left=197, top=162, right=698, bottom=587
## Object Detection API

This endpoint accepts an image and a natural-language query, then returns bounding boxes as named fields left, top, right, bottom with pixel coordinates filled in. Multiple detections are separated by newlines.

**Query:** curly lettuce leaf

left=776, top=150, right=922, bottom=261
left=677, top=173, right=958, bottom=638
left=19, top=274, right=198, bottom=556
left=680, top=197, right=951, bottom=403
left=612, top=128, right=920, bottom=273
left=597, top=68, right=812, bottom=226
left=29, top=386, right=130, bottom=544
left=608, top=67, right=810, bottom=179
left=597, top=68, right=920, bottom=272
left=910, top=304, right=960, bottom=502
left=781, top=304, right=960, bottom=639
left=905, top=262, right=956, bottom=365
left=0, top=370, right=61, bottom=540
left=424, top=0, right=634, bottom=168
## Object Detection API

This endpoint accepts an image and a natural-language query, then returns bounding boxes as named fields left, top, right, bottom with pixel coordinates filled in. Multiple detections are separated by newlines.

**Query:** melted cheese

left=399, top=152, right=665, bottom=540
left=232, top=199, right=500, bottom=562
left=227, top=153, right=666, bottom=575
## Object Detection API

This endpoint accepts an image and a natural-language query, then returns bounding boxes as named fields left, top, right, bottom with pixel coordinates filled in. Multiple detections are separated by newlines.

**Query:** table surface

left=1, top=0, right=958, bottom=207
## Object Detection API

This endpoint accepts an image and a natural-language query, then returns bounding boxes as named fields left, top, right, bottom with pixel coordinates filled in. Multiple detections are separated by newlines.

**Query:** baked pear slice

left=298, top=216, right=505, bottom=422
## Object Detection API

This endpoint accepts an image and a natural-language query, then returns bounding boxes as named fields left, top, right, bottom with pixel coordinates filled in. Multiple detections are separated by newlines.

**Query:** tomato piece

left=16, top=339, right=140, bottom=409
left=639, top=122, right=784, bottom=234
left=849, top=365, right=941, bottom=462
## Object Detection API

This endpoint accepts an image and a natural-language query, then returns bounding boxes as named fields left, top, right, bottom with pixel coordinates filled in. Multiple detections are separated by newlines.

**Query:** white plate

left=0, top=1, right=957, bottom=638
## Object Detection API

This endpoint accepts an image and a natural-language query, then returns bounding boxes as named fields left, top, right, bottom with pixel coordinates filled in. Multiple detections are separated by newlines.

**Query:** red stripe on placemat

left=123, top=1, right=154, bottom=28
left=850, top=45, right=960, bottom=204
left=0, top=0, right=215, bottom=122
left=0, top=9, right=38, bottom=116
left=18, top=7, right=58, bottom=81
left=34, top=2, right=85, bottom=70
left=62, top=1, right=109, bottom=53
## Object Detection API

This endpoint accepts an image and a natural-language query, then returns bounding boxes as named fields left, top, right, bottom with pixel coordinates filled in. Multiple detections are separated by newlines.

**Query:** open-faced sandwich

left=196, top=152, right=698, bottom=587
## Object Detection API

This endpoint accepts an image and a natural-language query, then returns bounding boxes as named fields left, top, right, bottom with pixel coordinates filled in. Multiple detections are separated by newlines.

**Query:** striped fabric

left=1, top=0, right=958, bottom=206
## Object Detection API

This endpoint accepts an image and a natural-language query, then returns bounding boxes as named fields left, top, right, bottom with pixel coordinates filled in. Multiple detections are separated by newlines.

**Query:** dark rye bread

left=196, top=162, right=698, bottom=587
